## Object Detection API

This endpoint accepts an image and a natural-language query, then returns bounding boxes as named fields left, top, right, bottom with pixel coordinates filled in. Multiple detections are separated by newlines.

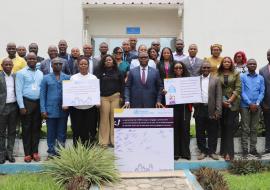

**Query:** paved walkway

left=103, top=171, right=192, bottom=190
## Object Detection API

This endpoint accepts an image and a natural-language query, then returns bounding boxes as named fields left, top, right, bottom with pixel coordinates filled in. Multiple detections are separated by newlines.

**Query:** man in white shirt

left=0, top=58, right=18, bottom=164
left=193, top=62, right=222, bottom=160
left=173, top=39, right=187, bottom=61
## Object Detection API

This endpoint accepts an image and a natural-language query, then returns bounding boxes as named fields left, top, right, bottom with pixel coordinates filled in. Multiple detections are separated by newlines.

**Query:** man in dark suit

left=123, top=52, right=163, bottom=108
left=0, top=58, right=18, bottom=164
left=81, top=44, right=99, bottom=76
left=181, top=44, right=203, bottom=77
left=193, top=62, right=222, bottom=160
left=259, top=49, right=270, bottom=154
left=40, top=45, right=70, bottom=75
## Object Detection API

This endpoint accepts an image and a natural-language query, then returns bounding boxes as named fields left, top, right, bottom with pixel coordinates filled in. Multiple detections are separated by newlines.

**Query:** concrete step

left=11, top=137, right=267, bottom=157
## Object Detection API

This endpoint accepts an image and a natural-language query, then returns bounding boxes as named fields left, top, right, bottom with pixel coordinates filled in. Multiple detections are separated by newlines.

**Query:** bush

left=44, top=142, right=120, bottom=190
left=229, top=159, right=265, bottom=175
left=195, top=167, right=229, bottom=190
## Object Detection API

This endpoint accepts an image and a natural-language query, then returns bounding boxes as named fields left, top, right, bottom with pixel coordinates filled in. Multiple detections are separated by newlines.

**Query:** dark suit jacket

left=40, top=58, right=71, bottom=75
left=259, top=65, right=270, bottom=109
left=156, top=61, right=174, bottom=80
left=0, top=71, right=16, bottom=113
left=181, top=56, right=203, bottom=77
left=125, top=66, right=163, bottom=108
left=194, top=75, right=222, bottom=118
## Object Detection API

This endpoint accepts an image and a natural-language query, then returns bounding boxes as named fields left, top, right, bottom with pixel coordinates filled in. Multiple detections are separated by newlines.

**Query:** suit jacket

left=217, top=71, right=241, bottom=111
left=259, top=65, right=270, bottom=109
left=181, top=56, right=203, bottom=77
left=194, top=75, right=222, bottom=118
left=40, top=58, right=71, bottom=75
left=156, top=61, right=174, bottom=80
left=125, top=66, right=163, bottom=108
left=0, top=71, right=16, bottom=113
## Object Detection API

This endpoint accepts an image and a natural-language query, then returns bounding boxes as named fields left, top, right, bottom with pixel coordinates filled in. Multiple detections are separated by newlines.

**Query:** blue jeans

left=46, top=117, right=68, bottom=155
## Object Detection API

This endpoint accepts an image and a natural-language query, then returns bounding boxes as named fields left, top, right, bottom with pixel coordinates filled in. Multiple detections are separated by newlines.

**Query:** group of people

left=0, top=37, right=269, bottom=164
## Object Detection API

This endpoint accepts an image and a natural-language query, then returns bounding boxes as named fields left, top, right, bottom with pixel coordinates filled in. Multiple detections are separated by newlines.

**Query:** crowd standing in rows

left=0, top=38, right=269, bottom=163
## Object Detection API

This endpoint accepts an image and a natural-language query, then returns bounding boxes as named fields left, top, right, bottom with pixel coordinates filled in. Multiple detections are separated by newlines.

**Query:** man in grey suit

left=123, top=52, right=163, bottom=108
left=193, top=62, right=222, bottom=160
left=181, top=44, right=203, bottom=77
left=0, top=58, right=18, bottom=164
left=40, top=45, right=70, bottom=75
left=259, top=49, right=270, bottom=154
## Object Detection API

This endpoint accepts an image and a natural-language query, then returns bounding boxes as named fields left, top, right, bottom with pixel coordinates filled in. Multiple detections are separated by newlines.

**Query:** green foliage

left=44, top=142, right=120, bottom=190
left=195, top=167, right=229, bottom=190
left=229, top=159, right=265, bottom=175
left=224, top=172, right=270, bottom=190
left=0, top=173, right=63, bottom=190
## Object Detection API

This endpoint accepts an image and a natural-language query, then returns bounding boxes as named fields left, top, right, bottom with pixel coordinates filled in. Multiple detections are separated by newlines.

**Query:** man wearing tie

left=124, top=52, right=163, bottom=108
left=181, top=44, right=203, bottom=77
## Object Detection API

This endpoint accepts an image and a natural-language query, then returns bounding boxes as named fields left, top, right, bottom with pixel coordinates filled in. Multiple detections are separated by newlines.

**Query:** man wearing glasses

left=40, top=58, right=70, bottom=159
left=123, top=52, right=163, bottom=108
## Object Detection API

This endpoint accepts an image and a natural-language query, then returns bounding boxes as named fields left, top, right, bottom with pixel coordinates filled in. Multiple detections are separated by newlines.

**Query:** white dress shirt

left=173, top=52, right=187, bottom=62
left=130, top=59, right=156, bottom=70
left=70, top=73, right=97, bottom=109
left=88, top=57, right=94, bottom=74
left=4, top=72, right=16, bottom=103
left=201, top=74, right=210, bottom=104
left=140, top=66, right=148, bottom=82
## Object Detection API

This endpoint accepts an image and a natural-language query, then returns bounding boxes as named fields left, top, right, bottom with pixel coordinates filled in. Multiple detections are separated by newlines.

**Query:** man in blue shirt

left=40, top=58, right=70, bottom=158
left=240, top=59, right=265, bottom=159
left=15, top=52, right=43, bottom=163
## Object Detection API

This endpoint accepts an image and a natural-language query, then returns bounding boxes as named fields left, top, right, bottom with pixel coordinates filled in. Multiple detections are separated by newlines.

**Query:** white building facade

left=0, top=0, right=270, bottom=66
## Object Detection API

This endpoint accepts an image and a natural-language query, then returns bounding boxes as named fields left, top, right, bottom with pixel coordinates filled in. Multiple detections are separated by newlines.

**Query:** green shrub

left=195, top=167, right=229, bottom=190
left=229, top=159, right=265, bottom=175
left=44, top=142, right=120, bottom=190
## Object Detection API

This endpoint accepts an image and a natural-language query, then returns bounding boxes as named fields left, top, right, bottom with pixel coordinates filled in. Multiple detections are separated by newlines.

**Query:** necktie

left=141, top=68, right=146, bottom=84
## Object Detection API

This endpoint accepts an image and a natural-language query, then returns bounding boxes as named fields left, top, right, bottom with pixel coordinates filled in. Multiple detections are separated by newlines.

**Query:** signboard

left=164, top=76, right=202, bottom=105
left=126, top=27, right=141, bottom=34
left=114, top=108, right=174, bottom=172
left=62, top=80, right=100, bottom=106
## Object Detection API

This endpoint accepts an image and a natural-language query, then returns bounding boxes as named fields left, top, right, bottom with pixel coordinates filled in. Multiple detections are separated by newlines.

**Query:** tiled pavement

left=103, top=171, right=193, bottom=190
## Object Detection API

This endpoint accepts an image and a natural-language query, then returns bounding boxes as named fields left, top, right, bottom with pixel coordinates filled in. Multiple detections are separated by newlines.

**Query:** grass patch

left=0, top=173, right=63, bottom=190
left=224, top=172, right=270, bottom=190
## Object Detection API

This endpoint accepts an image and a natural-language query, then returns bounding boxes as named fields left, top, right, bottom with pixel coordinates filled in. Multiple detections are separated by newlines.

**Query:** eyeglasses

left=202, top=67, right=211, bottom=69
left=115, top=52, right=123, bottom=54
left=174, top=67, right=183, bottom=70
left=139, top=56, right=148, bottom=59
left=152, top=44, right=160, bottom=46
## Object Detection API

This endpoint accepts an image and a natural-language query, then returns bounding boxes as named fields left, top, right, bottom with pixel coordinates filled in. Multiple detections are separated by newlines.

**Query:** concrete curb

left=184, top=170, right=203, bottom=190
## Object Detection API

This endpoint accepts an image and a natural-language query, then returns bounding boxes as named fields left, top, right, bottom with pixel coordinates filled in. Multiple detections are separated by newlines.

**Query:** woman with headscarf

left=205, top=44, right=223, bottom=75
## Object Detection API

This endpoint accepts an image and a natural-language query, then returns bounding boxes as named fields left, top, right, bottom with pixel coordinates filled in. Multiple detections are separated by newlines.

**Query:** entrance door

left=92, top=37, right=176, bottom=57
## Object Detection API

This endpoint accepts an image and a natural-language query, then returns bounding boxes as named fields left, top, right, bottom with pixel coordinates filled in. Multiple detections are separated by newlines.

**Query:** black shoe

left=250, top=150, right=262, bottom=159
left=0, top=159, right=5, bottom=164
left=6, top=155, right=15, bottom=163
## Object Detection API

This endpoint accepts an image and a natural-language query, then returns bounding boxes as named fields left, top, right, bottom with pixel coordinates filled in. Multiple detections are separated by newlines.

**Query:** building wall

left=0, top=0, right=83, bottom=58
left=183, top=0, right=270, bottom=67
left=85, top=8, right=181, bottom=38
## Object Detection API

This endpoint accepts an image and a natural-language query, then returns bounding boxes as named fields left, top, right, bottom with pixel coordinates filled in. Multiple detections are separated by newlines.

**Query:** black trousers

left=172, top=104, right=191, bottom=159
left=21, top=98, right=41, bottom=156
left=264, top=109, right=270, bottom=152
left=220, top=107, right=238, bottom=158
left=195, top=104, right=218, bottom=155
left=70, top=106, right=98, bottom=146
left=0, top=103, right=18, bottom=159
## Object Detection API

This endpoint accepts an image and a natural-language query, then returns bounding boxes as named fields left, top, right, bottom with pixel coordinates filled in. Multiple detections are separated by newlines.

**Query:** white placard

left=62, top=79, right=100, bottom=106
left=114, top=108, right=174, bottom=172
left=164, top=77, right=202, bottom=105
